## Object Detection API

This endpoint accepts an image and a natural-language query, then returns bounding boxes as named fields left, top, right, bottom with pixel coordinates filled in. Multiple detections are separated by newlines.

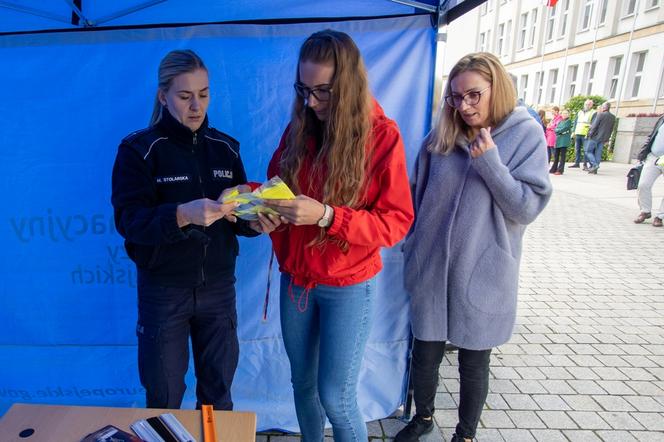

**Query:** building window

left=624, top=0, right=637, bottom=16
left=546, top=6, right=557, bottom=41
left=520, top=74, right=529, bottom=101
left=566, top=64, right=578, bottom=100
left=659, top=68, right=664, bottom=97
left=559, top=0, right=570, bottom=37
left=480, top=2, right=487, bottom=15
left=599, top=0, right=609, bottom=24
left=606, top=56, right=622, bottom=99
left=505, top=20, right=512, bottom=57
left=534, top=71, right=544, bottom=104
left=548, top=69, right=559, bottom=103
left=628, top=51, right=647, bottom=98
left=529, top=8, right=538, bottom=48
left=579, top=0, right=593, bottom=30
left=478, top=32, right=486, bottom=52
left=497, top=23, right=505, bottom=56
left=518, top=12, right=528, bottom=50
left=582, top=60, right=596, bottom=95
left=647, top=0, right=660, bottom=9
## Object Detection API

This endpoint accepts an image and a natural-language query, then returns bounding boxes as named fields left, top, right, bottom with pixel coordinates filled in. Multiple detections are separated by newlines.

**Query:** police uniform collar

left=157, top=108, right=209, bottom=145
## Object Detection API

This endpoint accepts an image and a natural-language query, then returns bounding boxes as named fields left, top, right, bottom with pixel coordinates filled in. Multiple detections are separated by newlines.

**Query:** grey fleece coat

left=403, top=107, right=552, bottom=350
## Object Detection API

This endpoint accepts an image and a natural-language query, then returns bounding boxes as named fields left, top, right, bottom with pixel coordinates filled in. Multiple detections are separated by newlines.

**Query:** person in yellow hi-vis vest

left=569, top=99, right=596, bottom=169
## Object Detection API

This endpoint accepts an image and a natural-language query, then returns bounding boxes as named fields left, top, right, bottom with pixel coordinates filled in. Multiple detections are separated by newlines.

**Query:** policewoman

left=111, top=49, right=267, bottom=410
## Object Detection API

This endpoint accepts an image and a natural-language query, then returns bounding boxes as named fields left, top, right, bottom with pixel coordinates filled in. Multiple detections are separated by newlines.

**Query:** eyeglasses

left=294, top=82, right=333, bottom=102
left=445, top=86, right=491, bottom=108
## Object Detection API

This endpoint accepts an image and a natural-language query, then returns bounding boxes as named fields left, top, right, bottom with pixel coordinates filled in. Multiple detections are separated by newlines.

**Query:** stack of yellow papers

left=222, top=176, right=296, bottom=220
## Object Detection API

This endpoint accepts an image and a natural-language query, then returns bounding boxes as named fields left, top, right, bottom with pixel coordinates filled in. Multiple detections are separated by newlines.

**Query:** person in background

left=397, top=52, right=552, bottom=442
left=263, top=30, right=414, bottom=441
left=585, top=101, right=616, bottom=174
left=634, top=113, right=664, bottom=227
left=550, top=109, right=572, bottom=175
left=111, top=49, right=273, bottom=410
left=538, top=109, right=548, bottom=134
left=545, top=106, right=562, bottom=163
left=570, top=99, right=595, bottom=169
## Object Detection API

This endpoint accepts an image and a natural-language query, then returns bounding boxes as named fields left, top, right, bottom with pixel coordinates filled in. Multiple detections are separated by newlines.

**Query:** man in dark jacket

left=585, top=102, right=616, bottom=174
left=634, top=114, right=664, bottom=226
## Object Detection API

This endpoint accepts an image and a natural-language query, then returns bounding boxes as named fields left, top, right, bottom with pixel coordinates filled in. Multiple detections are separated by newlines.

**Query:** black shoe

left=395, top=415, right=434, bottom=442
left=451, top=435, right=472, bottom=442
left=569, top=164, right=580, bottom=168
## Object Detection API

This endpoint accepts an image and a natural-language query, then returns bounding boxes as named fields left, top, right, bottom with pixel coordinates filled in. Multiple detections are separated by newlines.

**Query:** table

left=0, top=403, right=256, bottom=442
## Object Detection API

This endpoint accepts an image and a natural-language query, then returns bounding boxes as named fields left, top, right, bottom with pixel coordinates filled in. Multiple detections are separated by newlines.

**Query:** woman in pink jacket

left=545, top=106, right=562, bottom=163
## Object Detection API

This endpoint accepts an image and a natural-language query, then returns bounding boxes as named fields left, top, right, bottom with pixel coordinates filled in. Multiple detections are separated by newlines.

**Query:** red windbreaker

left=267, top=101, right=414, bottom=289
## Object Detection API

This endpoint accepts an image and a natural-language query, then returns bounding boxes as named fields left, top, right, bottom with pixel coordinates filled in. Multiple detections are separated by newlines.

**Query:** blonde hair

left=279, top=30, right=372, bottom=209
left=150, top=50, right=207, bottom=126
left=427, top=52, right=516, bottom=155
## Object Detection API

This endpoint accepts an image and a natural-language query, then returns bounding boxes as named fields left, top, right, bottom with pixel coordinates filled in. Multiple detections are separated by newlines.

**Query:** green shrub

left=562, top=95, right=608, bottom=162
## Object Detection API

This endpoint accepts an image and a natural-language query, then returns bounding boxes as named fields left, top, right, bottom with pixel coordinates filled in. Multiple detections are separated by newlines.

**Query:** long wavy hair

left=427, top=52, right=515, bottom=155
left=279, top=30, right=372, bottom=208
left=149, top=50, right=207, bottom=126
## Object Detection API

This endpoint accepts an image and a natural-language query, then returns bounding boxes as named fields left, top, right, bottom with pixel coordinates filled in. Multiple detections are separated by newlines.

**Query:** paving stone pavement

left=259, top=162, right=664, bottom=441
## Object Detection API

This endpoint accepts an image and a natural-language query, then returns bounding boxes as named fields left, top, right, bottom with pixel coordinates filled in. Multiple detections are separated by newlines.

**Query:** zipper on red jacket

left=192, top=132, right=207, bottom=286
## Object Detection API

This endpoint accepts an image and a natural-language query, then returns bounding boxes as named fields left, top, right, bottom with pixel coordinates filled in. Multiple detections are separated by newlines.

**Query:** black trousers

left=550, top=147, right=568, bottom=173
left=411, top=338, right=492, bottom=439
left=136, top=277, right=239, bottom=410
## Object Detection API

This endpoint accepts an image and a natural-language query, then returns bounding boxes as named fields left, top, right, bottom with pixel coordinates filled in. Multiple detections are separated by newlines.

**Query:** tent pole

left=0, top=1, right=71, bottom=25
left=90, top=0, right=167, bottom=26
left=389, top=0, right=438, bottom=13
left=62, top=0, right=90, bottom=26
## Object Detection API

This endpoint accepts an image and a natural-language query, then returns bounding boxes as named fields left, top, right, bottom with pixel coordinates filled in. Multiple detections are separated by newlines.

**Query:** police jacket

left=111, top=109, right=258, bottom=288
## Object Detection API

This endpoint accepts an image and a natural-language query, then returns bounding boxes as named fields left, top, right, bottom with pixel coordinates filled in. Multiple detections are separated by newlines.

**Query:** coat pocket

left=466, top=244, right=518, bottom=315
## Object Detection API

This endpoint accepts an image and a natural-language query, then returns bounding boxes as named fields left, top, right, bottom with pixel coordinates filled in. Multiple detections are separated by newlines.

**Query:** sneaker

left=654, top=217, right=663, bottom=227
left=634, top=212, right=651, bottom=224
left=395, top=415, right=434, bottom=442
left=554, top=171, right=562, bottom=175
left=582, top=165, right=589, bottom=171
left=587, top=166, right=598, bottom=174
left=569, top=164, right=580, bottom=168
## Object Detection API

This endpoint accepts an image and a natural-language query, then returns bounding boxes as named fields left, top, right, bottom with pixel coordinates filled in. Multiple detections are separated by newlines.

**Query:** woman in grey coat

left=396, top=53, right=552, bottom=442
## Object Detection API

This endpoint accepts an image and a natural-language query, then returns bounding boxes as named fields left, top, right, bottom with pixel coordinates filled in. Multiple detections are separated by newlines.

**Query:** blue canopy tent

left=0, top=0, right=474, bottom=432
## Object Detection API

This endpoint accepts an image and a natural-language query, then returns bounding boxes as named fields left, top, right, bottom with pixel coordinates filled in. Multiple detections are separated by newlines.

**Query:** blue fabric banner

left=0, top=15, right=435, bottom=431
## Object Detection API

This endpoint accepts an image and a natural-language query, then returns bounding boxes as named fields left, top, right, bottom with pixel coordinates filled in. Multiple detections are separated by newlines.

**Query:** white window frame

left=548, top=68, right=559, bottom=103
left=534, top=71, right=544, bottom=105
left=529, top=8, right=538, bottom=48
left=558, top=0, right=570, bottom=37
left=623, top=0, right=638, bottom=17
left=565, top=64, right=578, bottom=101
left=582, top=60, right=596, bottom=95
left=518, top=12, right=528, bottom=50
left=478, top=32, right=486, bottom=52
left=520, top=74, right=529, bottom=101
left=646, top=0, right=660, bottom=10
left=627, top=51, right=647, bottom=98
left=497, top=23, right=505, bottom=56
left=598, top=0, right=609, bottom=24
left=579, top=0, right=594, bottom=31
left=546, top=6, right=557, bottom=42
left=505, top=19, right=512, bottom=57
left=606, top=56, right=622, bottom=99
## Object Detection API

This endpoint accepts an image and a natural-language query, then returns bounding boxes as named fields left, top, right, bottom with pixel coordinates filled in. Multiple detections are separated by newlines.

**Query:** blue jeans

left=584, top=139, right=603, bottom=168
left=280, top=274, right=375, bottom=442
left=574, top=135, right=587, bottom=166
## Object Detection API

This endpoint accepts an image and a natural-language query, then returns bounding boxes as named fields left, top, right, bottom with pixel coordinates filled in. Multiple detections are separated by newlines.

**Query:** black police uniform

left=111, top=109, right=258, bottom=409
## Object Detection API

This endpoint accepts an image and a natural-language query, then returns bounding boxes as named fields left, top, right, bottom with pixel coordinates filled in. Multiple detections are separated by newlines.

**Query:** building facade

left=441, top=0, right=664, bottom=116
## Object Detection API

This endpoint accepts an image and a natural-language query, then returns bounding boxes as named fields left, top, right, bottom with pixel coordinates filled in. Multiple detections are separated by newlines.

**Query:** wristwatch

left=317, top=204, right=333, bottom=228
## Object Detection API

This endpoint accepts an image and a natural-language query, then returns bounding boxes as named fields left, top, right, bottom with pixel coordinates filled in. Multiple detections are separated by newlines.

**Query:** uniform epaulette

left=208, top=127, right=240, bottom=147
left=121, top=126, right=165, bottom=158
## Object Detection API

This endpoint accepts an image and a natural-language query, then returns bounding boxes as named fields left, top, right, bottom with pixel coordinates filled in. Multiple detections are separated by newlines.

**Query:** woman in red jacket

left=264, top=30, right=413, bottom=441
